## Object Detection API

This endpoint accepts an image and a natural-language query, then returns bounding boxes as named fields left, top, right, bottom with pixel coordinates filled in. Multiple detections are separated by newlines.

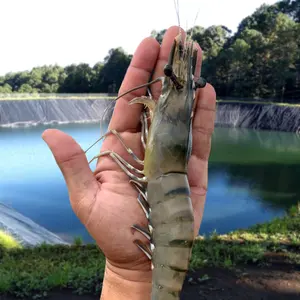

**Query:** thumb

left=42, top=128, right=99, bottom=221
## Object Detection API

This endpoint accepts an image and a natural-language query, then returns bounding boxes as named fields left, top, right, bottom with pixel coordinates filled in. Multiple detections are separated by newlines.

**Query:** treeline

left=0, top=48, right=132, bottom=94
left=0, top=0, right=299, bottom=102
left=196, top=0, right=300, bottom=102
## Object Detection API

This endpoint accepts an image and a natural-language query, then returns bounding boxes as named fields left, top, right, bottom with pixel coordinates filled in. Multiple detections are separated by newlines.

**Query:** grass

left=191, top=210, right=300, bottom=269
left=0, top=206, right=299, bottom=299
left=0, top=243, right=105, bottom=298
left=0, top=231, right=21, bottom=249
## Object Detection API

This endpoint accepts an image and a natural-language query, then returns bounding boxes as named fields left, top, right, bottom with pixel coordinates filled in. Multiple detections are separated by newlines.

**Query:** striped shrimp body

left=87, top=33, right=206, bottom=300
left=135, top=34, right=205, bottom=299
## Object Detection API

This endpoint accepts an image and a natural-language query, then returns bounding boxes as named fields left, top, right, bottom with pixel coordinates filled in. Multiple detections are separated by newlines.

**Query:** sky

left=0, top=0, right=278, bottom=76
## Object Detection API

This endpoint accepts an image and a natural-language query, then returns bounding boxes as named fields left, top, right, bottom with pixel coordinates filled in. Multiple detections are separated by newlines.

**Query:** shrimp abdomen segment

left=147, top=173, right=194, bottom=300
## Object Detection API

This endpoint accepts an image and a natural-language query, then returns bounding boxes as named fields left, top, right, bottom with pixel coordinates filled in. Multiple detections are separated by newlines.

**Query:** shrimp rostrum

left=87, top=32, right=206, bottom=300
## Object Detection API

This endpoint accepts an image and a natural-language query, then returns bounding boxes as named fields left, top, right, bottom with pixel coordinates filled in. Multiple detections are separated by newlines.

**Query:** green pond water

left=0, top=124, right=299, bottom=243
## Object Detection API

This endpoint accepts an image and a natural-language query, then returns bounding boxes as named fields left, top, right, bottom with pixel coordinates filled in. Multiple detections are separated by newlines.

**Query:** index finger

left=150, top=26, right=186, bottom=100
left=109, top=37, right=160, bottom=132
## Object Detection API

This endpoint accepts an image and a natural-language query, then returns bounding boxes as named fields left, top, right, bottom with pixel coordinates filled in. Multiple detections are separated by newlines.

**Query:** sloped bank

left=1, top=98, right=300, bottom=133
left=0, top=98, right=114, bottom=127
left=0, top=203, right=69, bottom=247
left=216, top=101, right=300, bottom=133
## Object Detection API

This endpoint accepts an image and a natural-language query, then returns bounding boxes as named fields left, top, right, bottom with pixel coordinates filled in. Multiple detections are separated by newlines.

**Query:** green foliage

left=58, top=63, right=93, bottom=93
left=190, top=237, right=266, bottom=269
left=0, top=83, right=12, bottom=93
left=0, top=244, right=105, bottom=298
left=191, top=210, right=300, bottom=269
left=189, top=25, right=232, bottom=59
left=247, top=214, right=300, bottom=235
left=278, top=0, right=300, bottom=22
left=93, top=47, right=132, bottom=93
left=288, top=202, right=300, bottom=216
left=73, top=236, right=83, bottom=246
left=151, top=29, right=167, bottom=44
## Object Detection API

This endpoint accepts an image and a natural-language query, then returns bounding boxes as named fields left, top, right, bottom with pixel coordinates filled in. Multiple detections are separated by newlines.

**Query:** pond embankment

left=215, top=101, right=300, bottom=133
left=0, top=97, right=114, bottom=127
left=0, top=203, right=69, bottom=247
left=1, top=98, right=300, bottom=132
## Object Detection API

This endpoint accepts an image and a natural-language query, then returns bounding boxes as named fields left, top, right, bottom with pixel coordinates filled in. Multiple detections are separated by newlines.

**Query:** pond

left=0, top=123, right=299, bottom=243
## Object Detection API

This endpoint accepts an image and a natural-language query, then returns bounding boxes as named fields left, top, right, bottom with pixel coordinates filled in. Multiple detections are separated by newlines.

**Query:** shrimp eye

left=194, top=77, right=207, bottom=90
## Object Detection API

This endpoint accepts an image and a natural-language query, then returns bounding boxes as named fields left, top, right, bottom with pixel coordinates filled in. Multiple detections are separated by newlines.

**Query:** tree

left=18, top=83, right=38, bottom=93
left=237, top=4, right=280, bottom=37
left=0, top=83, right=12, bottom=93
left=151, top=29, right=167, bottom=44
left=96, top=48, right=131, bottom=93
left=58, top=63, right=93, bottom=93
left=90, top=62, right=104, bottom=92
left=188, top=25, right=232, bottom=60
left=278, top=0, right=300, bottom=22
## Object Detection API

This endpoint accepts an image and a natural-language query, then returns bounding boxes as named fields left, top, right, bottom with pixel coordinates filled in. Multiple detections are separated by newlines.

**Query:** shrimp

left=86, top=31, right=206, bottom=299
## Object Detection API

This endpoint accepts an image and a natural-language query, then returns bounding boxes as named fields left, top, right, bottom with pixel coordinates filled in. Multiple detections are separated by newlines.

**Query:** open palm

left=42, top=26, right=216, bottom=277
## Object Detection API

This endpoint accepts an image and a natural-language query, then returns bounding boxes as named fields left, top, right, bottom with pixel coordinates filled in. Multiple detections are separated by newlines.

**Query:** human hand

left=42, top=25, right=216, bottom=299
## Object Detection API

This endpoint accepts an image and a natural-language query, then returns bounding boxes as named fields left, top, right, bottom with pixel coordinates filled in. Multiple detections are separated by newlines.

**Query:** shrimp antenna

left=173, top=0, right=181, bottom=35
left=189, top=7, right=200, bottom=39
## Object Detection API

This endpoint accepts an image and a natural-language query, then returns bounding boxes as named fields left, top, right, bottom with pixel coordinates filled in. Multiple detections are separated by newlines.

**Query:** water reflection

left=199, top=127, right=300, bottom=235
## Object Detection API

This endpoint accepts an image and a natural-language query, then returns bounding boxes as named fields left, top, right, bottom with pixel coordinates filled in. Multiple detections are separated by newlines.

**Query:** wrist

left=100, top=260, right=152, bottom=300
